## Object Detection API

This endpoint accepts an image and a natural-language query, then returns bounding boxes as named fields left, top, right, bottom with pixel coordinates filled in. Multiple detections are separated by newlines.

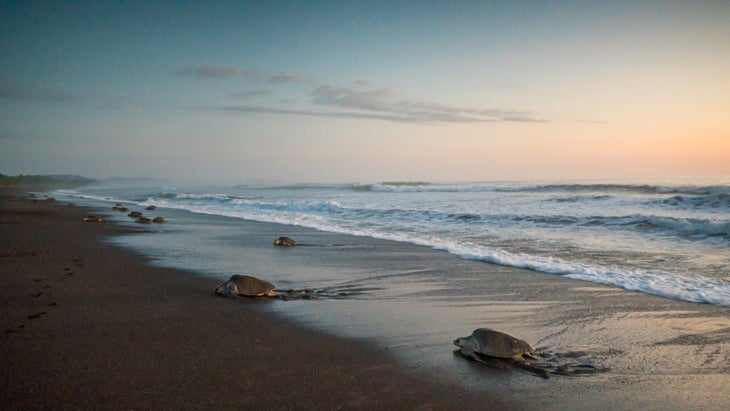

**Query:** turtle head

left=453, top=337, right=468, bottom=348
left=214, top=282, right=232, bottom=296
left=214, top=276, right=239, bottom=296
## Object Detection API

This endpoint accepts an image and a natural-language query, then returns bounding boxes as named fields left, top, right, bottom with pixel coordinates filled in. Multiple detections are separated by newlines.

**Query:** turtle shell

left=467, top=328, right=534, bottom=358
left=215, top=275, right=276, bottom=297
left=273, top=236, right=296, bottom=246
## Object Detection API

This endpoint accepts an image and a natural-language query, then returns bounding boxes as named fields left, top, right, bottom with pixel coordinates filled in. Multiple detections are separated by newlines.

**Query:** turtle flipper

left=460, top=345, right=476, bottom=358
left=458, top=344, right=491, bottom=365
left=514, top=360, right=551, bottom=379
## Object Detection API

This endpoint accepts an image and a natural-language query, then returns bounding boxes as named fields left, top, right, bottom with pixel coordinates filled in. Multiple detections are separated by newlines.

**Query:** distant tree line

left=0, top=173, right=97, bottom=188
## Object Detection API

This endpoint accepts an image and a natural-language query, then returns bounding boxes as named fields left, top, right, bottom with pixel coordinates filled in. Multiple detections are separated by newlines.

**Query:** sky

left=1, top=0, right=729, bottom=185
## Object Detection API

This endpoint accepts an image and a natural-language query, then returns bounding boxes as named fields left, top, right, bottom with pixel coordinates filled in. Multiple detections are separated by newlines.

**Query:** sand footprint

left=4, top=324, right=25, bottom=334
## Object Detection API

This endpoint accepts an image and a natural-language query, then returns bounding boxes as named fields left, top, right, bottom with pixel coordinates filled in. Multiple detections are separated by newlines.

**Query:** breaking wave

left=351, top=182, right=723, bottom=194
left=52, top=176, right=730, bottom=307
left=142, top=192, right=730, bottom=241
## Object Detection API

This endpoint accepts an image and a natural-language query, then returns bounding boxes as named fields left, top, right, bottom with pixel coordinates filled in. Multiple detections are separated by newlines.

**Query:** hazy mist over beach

left=3, top=4, right=730, bottom=407
left=1, top=1, right=729, bottom=184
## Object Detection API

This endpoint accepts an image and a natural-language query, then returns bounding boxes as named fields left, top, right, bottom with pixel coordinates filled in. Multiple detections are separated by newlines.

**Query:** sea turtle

left=215, top=275, right=278, bottom=298
left=152, top=216, right=165, bottom=223
left=274, top=236, right=296, bottom=246
left=454, top=328, right=551, bottom=379
left=128, top=211, right=143, bottom=218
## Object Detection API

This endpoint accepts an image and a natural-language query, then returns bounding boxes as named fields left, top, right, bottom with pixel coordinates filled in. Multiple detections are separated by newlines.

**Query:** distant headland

left=0, top=173, right=98, bottom=188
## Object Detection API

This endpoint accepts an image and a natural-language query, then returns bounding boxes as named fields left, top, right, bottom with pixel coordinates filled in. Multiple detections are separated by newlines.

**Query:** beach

left=2, top=189, right=729, bottom=410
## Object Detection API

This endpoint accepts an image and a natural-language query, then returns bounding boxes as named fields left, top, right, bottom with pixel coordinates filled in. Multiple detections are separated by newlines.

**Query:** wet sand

left=2, top=189, right=729, bottom=410
left=0, top=190, right=511, bottom=410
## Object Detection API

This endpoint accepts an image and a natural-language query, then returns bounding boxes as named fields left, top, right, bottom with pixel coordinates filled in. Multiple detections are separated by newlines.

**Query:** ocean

left=56, top=176, right=730, bottom=308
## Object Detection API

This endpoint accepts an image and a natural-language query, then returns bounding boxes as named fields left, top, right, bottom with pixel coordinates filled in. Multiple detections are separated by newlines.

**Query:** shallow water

left=56, top=177, right=730, bottom=307
left=50, top=192, right=730, bottom=397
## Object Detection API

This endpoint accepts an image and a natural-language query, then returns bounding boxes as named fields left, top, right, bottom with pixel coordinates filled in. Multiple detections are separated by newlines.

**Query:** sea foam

left=52, top=178, right=730, bottom=307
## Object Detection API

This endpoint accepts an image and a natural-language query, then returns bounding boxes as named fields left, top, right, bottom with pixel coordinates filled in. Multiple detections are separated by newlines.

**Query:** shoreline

left=3, top=188, right=730, bottom=410
left=0, top=189, right=512, bottom=410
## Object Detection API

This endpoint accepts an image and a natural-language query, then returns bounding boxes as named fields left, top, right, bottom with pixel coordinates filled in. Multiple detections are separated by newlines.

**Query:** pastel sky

left=1, top=0, right=729, bottom=184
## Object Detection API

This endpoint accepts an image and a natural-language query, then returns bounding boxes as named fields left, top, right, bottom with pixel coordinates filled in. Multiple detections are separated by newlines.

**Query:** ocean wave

left=264, top=183, right=347, bottom=191
left=658, top=192, right=730, bottom=211
left=601, top=214, right=729, bottom=239
left=157, top=195, right=483, bottom=226
left=175, top=201, right=730, bottom=306
left=347, top=181, right=730, bottom=197
left=353, top=182, right=436, bottom=192
left=50, top=190, right=125, bottom=204
left=517, top=213, right=730, bottom=239
left=496, top=183, right=730, bottom=196
left=51, top=186, right=730, bottom=307
left=173, top=192, right=232, bottom=201
left=495, top=183, right=657, bottom=194
left=363, top=183, right=499, bottom=193
left=148, top=191, right=730, bottom=241
left=451, top=245, right=730, bottom=307
left=545, top=195, right=613, bottom=203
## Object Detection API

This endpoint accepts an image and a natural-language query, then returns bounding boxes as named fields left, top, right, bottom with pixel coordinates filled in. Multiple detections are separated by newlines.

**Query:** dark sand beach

left=2, top=189, right=729, bottom=410
left=0, top=190, right=514, bottom=410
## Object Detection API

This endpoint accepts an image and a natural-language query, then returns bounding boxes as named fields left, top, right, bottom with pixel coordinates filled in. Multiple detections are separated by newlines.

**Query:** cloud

left=174, top=66, right=546, bottom=123
left=210, top=104, right=422, bottom=123
left=174, top=66, right=309, bottom=85
left=0, top=83, right=131, bottom=109
left=0, top=84, right=86, bottom=102
left=210, top=92, right=545, bottom=124
left=0, top=82, right=140, bottom=109
left=173, top=66, right=260, bottom=80
left=310, top=84, right=545, bottom=123
left=227, top=90, right=270, bottom=100
left=311, top=85, right=395, bottom=112
left=268, top=74, right=307, bottom=84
